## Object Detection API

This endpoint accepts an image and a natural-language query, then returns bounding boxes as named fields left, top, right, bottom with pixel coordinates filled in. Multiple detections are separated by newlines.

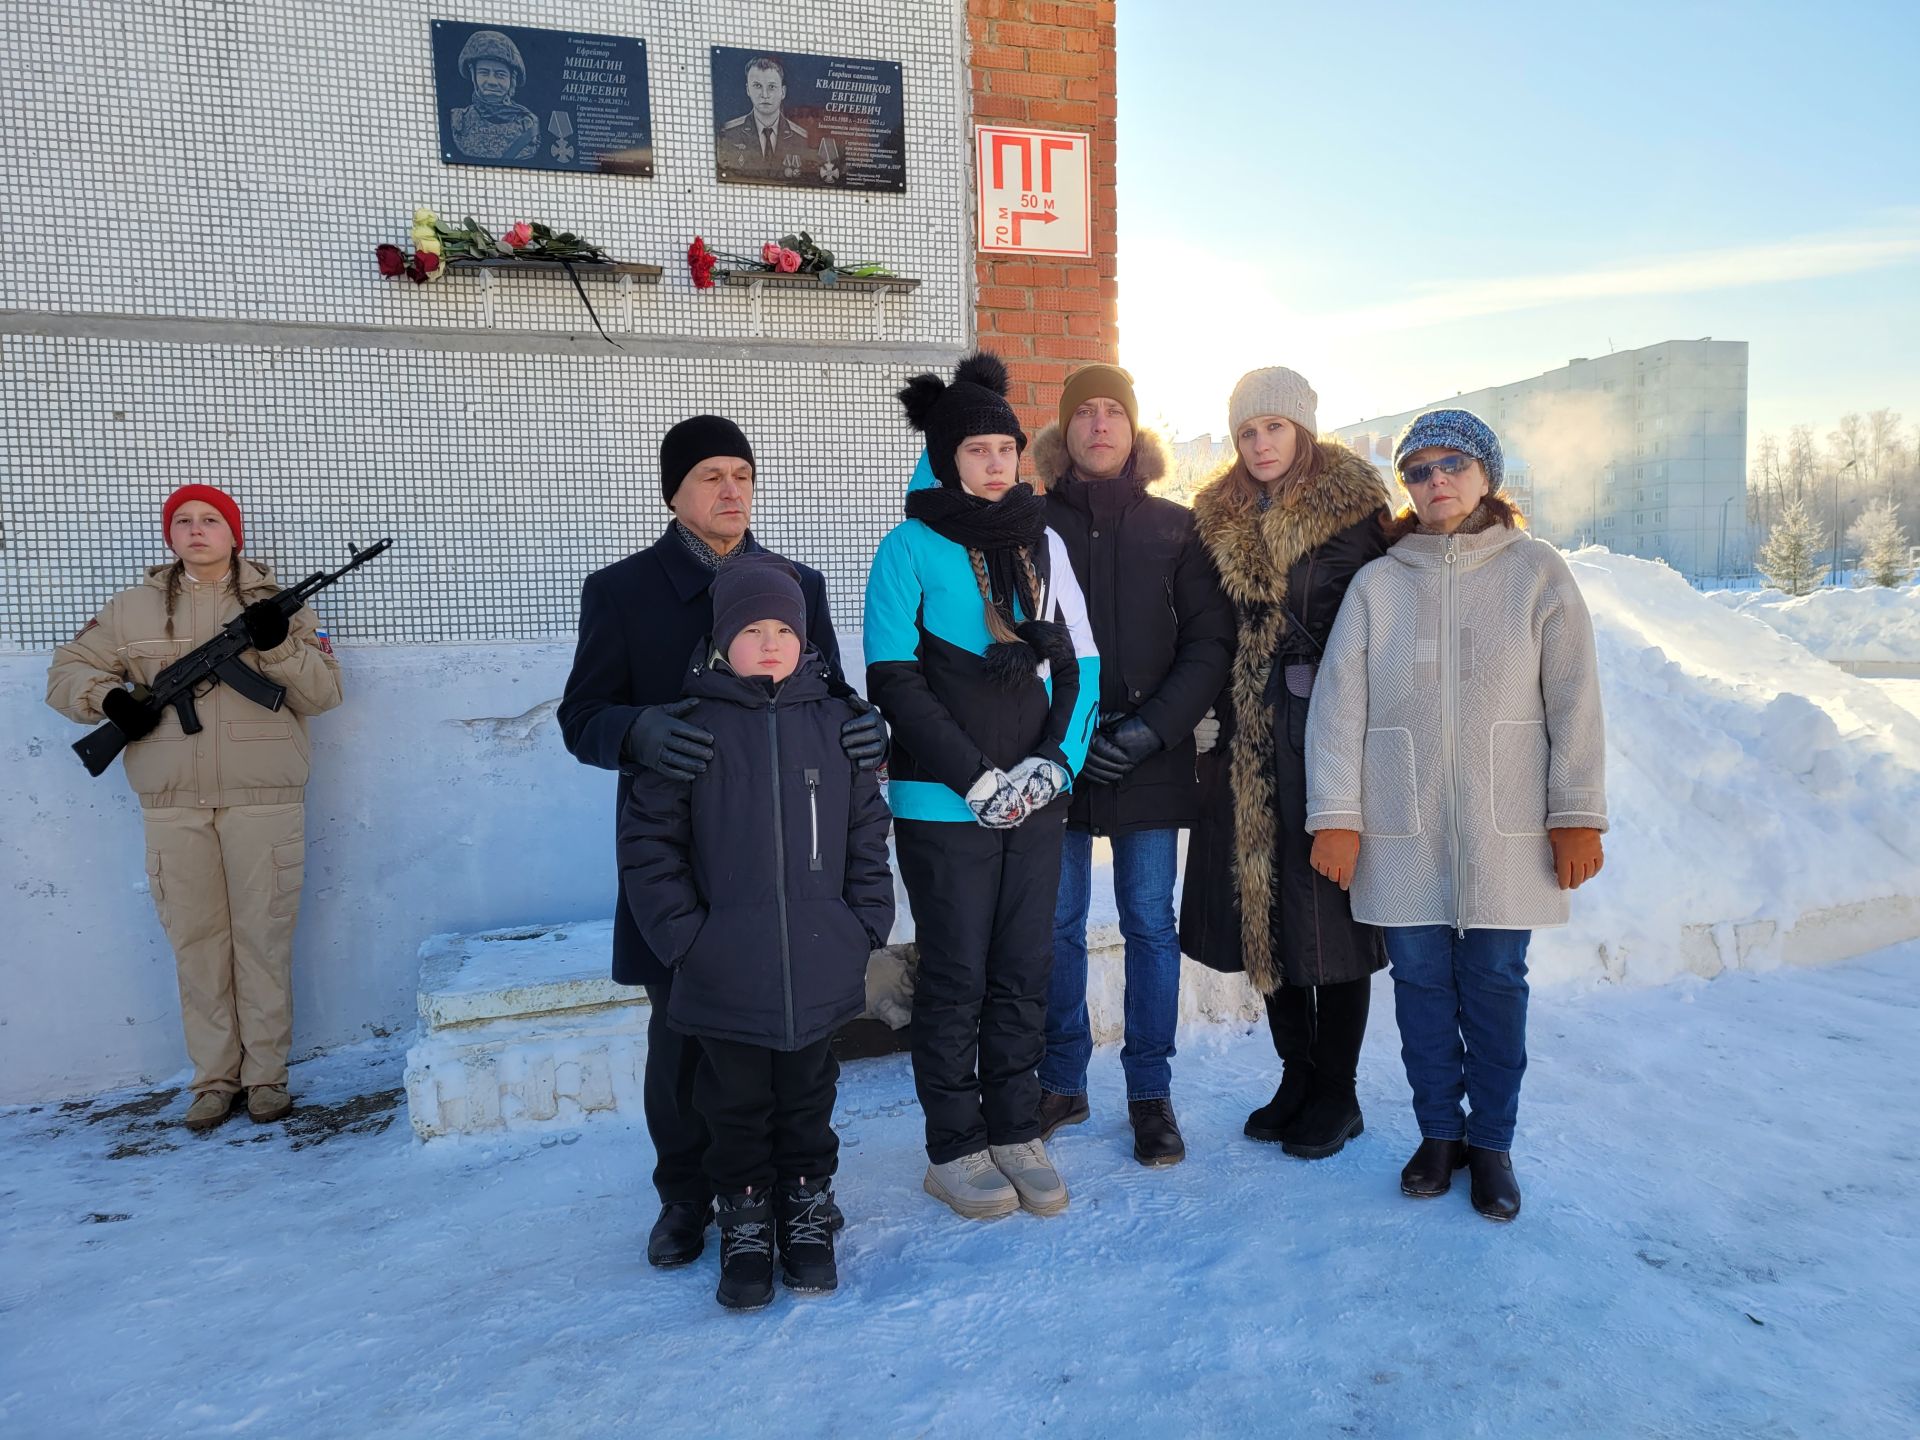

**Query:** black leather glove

left=624, top=699, right=715, bottom=782
left=1083, top=714, right=1162, bottom=785
left=839, top=702, right=887, bottom=772
left=102, top=686, right=163, bottom=741
left=241, top=600, right=291, bottom=652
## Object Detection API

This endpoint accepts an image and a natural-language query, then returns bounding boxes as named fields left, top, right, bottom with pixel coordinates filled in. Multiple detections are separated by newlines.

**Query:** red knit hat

left=162, top=484, right=244, bottom=552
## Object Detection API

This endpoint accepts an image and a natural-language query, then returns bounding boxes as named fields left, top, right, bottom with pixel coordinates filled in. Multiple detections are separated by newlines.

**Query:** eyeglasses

left=1401, top=454, right=1477, bottom=487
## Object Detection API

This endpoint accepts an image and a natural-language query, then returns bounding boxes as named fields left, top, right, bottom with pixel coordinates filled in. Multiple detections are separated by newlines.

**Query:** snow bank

left=1553, top=549, right=1920, bottom=983
left=1708, top=582, right=1920, bottom=665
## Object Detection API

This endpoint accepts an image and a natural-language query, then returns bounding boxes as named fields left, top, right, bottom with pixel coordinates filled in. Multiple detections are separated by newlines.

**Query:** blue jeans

left=1040, top=827, right=1181, bottom=1102
left=1384, top=926, right=1532, bottom=1152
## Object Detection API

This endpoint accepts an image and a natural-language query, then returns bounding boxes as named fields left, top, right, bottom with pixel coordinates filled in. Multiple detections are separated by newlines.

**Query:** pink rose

left=776, top=247, right=802, bottom=274
left=504, top=221, right=534, bottom=249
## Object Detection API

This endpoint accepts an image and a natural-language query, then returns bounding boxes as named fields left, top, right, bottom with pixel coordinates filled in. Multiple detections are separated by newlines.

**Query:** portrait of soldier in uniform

left=715, top=55, right=816, bottom=184
left=450, top=29, right=541, bottom=162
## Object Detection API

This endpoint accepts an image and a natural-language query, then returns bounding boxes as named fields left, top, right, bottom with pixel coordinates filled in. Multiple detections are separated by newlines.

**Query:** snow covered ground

left=1708, top=583, right=1920, bottom=666
left=3, top=944, right=1916, bottom=1439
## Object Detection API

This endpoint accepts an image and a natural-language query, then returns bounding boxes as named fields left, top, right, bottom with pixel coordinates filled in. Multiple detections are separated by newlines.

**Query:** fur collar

left=1030, top=423, right=1168, bottom=494
left=1191, top=441, right=1391, bottom=606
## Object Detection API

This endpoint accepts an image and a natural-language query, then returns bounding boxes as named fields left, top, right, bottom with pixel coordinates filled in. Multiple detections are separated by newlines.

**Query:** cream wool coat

left=1304, top=522, right=1608, bottom=931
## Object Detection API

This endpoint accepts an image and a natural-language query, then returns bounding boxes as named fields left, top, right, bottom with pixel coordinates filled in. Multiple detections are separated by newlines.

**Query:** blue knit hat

left=1393, top=409, right=1503, bottom=491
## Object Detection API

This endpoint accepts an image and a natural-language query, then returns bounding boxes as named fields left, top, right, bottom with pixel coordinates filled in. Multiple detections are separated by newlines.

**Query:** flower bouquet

left=378, top=209, right=619, bottom=341
left=685, top=230, right=893, bottom=289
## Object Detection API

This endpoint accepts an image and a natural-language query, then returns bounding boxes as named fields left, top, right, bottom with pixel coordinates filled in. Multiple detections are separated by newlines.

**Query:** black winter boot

left=1280, top=979, right=1371, bottom=1160
left=714, top=1190, right=776, bottom=1310
left=775, top=1178, right=839, bottom=1294
left=1247, top=987, right=1314, bottom=1142
left=1037, top=1089, right=1091, bottom=1140
left=646, top=1199, right=713, bottom=1268
left=1128, top=1099, right=1186, bottom=1166
left=1467, top=1146, right=1522, bottom=1222
left=1400, top=1138, right=1469, bottom=1198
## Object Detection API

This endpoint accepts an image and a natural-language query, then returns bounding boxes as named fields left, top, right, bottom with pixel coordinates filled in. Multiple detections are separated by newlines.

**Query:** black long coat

left=558, top=526, right=842, bottom=987
left=618, top=651, right=895, bottom=1050
left=1035, top=425, right=1233, bottom=836
left=1179, top=448, right=1392, bottom=991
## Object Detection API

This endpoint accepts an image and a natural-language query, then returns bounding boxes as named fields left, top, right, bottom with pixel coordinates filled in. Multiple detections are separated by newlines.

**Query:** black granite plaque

left=710, top=47, right=905, bottom=192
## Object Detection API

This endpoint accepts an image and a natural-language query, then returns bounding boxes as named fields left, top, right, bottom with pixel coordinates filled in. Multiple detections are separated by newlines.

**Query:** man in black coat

left=557, top=414, right=884, bottom=1267
left=1030, top=365, right=1232, bottom=1167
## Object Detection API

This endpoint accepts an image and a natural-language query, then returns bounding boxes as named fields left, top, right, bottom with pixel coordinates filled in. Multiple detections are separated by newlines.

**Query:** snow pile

left=1708, top=583, right=1920, bottom=664
left=1550, top=549, right=1920, bottom=984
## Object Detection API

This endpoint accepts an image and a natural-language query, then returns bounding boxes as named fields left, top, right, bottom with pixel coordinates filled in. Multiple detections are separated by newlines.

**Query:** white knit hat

left=1228, top=366, right=1318, bottom=438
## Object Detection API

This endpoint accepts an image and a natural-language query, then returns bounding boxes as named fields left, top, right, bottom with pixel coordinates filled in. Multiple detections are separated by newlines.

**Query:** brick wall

left=966, top=0, right=1119, bottom=439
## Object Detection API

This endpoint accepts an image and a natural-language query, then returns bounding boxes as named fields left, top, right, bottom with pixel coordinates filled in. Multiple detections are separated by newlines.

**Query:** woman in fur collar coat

left=1178, top=367, right=1390, bottom=1161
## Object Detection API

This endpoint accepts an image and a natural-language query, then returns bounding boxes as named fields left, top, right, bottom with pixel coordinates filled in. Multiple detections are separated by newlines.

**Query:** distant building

left=1332, top=339, right=1749, bottom=578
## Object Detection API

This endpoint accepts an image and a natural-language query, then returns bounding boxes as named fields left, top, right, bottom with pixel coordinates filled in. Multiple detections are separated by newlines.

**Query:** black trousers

left=693, top=1034, right=839, bottom=1195
left=642, top=975, right=711, bottom=1206
left=895, top=809, right=1068, bottom=1165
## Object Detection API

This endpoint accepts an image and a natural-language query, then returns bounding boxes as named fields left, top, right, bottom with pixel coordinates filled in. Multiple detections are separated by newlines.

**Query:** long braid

left=1018, top=547, right=1046, bottom=622
left=162, top=560, right=183, bottom=640
left=967, top=548, right=1024, bottom=645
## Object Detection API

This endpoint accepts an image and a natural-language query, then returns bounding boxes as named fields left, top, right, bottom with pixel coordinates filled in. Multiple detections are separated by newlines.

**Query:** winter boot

left=1128, top=1099, right=1186, bottom=1167
left=647, top=1199, right=714, bottom=1268
left=247, top=1085, right=292, bottom=1124
left=713, top=1190, right=776, bottom=1310
left=1400, top=1138, right=1469, bottom=1198
left=988, top=1139, right=1070, bottom=1217
left=1247, top=986, right=1314, bottom=1142
left=182, top=1091, right=235, bottom=1132
left=1280, top=978, right=1370, bottom=1160
left=1036, top=1089, right=1090, bottom=1141
left=1467, top=1146, right=1522, bottom=1222
left=923, top=1149, right=1020, bottom=1220
left=775, top=1178, right=839, bottom=1295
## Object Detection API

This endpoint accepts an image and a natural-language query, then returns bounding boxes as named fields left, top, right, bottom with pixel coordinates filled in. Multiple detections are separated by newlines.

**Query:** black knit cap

left=898, top=351, right=1027, bottom=489
left=711, top=552, right=807, bottom=657
left=661, top=415, right=755, bottom=504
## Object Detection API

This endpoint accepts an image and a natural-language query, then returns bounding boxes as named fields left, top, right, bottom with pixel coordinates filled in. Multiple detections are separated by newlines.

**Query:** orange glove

left=1310, top=828, right=1360, bottom=890
left=1549, top=827, right=1605, bottom=890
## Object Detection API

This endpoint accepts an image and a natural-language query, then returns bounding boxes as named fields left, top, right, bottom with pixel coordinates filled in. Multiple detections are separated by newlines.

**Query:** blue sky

left=1115, top=0, right=1920, bottom=444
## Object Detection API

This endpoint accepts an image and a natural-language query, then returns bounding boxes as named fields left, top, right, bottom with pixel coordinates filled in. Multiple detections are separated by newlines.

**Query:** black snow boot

left=1400, top=1138, right=1469, bottom=1198
left=1281, top=979, right=1370, bottom=1160
left=1467, top=1146, right=1522, bottom=1222
left=1246, top=986, right=1314, bottom=1142
left=1037, top=1089, right=1091, bottom=1141
left=775, top=1177, right=839, bottom=1294
left=714, top=1190, right=776, bottom=1310
left=646, top=1199, right=713, bottom=1268
left=1128, top=1099, right=1186, bottom=1167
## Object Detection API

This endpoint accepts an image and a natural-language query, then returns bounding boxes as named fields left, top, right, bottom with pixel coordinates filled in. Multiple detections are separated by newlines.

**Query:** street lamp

left=1830, top=458, right=1857, bottom=585
left=1717, top=493, right=1735, bottom=580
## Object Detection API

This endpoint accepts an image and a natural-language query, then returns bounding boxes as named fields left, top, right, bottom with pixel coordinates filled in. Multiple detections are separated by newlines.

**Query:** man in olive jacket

left=558, top=415, right=883, bottom=1268
left=1033, top=365, right=1232, bottom=1166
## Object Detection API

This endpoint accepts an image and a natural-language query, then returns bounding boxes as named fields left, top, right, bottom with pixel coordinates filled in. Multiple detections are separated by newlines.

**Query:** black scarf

left=905, top=482, right=1073, bottom=689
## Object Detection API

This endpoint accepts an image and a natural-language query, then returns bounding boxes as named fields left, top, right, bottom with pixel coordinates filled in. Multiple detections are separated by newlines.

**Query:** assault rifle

left=73, top=539, right=393, bottom=778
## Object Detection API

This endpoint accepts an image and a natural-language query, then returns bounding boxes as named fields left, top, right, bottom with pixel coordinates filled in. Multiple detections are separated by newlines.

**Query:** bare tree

left=1787, top=424, right=1816, bottom=502
left=1866, top=408, right=1903, bottom=500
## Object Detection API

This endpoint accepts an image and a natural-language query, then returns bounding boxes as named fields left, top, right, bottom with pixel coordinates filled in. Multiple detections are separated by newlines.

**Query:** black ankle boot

left=1244, top=1065, right=1313, bottom=1142
left=1400, top=1138, right=1469, bottom=1197
left=647, top=1199, right=713, bottom=1268
left=714, top=1190, right=776, bottom=1309
left=1467, top=1146, right=1522, bottom=1222
left=775, top=1178, right=839, bottom=1294
left=1280, top=1079, right=1364, bottom=1159
left=1128, top=1099, right=1186, bottom=1166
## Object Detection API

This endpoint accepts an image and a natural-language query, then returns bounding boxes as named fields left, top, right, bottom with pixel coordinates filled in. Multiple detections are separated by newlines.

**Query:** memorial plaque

left=710, top=46, right=906, bottom=192
left=433, top=20, right=653, bottom=176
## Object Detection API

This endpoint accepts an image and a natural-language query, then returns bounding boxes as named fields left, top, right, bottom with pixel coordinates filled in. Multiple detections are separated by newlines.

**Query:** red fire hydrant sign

left=975, top=125, right=1092, bottom=259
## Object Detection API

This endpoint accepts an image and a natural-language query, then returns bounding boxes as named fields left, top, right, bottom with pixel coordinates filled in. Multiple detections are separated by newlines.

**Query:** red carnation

left=377, top=244, right=405, bottom=277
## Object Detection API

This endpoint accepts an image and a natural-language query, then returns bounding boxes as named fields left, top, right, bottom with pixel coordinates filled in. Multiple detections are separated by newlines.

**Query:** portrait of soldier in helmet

left=450, top=29, right=540, bottom=162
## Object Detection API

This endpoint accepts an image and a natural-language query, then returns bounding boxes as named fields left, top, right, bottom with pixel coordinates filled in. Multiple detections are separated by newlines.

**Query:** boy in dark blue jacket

left=620, top=554, right=895, bottom=1310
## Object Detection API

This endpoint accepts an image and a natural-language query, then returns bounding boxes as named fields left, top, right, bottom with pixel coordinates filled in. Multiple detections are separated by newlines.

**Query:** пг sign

left=975, top=126, right=1091, bottom=259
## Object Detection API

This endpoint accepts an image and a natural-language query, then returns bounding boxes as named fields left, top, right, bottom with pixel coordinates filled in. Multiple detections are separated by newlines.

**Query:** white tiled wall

left=2, top=0, right=972, bottom=646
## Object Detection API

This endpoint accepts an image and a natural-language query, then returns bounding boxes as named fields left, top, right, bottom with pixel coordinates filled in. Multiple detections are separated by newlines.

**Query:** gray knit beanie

left=1228, top=366, right=1318, bottom=438
left=1392, top=409, right=1504, bottom=491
